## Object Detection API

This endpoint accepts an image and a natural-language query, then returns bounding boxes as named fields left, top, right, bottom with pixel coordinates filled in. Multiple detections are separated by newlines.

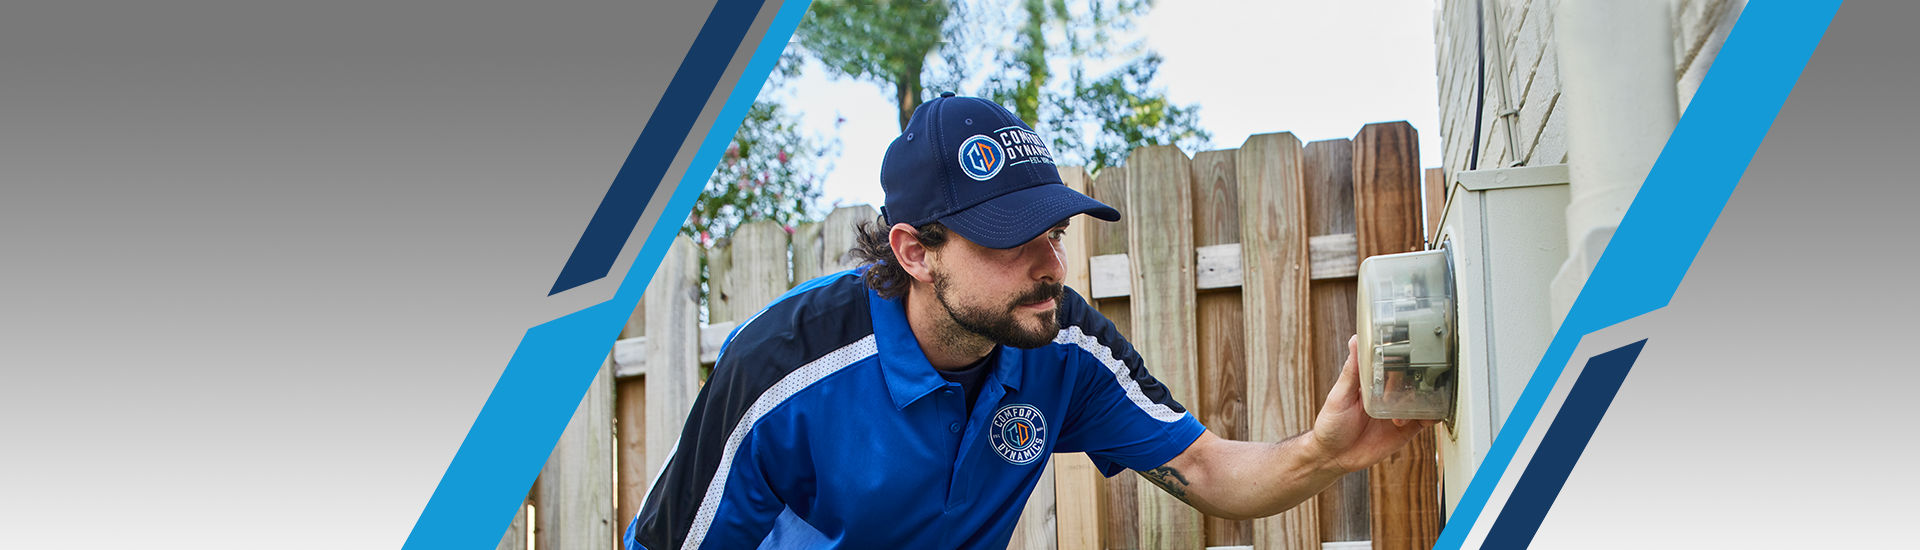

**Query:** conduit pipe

left=1549, top=0, right=1679, bottom=322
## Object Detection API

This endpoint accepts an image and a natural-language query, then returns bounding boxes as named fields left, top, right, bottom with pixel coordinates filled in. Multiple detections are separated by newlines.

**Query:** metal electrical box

left=1431, top=165, right=1569, bottom=513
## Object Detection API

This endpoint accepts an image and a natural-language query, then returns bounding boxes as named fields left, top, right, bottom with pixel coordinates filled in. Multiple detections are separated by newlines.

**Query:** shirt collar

left=870, top=287, right=1032, bottom=409
left=992, top=340, right=1024, bottom=393
left=870, top=287, right=948, bottom=409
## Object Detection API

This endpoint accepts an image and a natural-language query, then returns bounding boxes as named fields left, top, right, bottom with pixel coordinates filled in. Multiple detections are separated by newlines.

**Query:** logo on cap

left=957, top=135, right=1004, bottom=181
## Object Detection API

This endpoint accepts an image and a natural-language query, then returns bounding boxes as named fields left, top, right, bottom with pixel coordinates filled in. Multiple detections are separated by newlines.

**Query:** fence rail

left=503, top=123, right=1443, bottom=550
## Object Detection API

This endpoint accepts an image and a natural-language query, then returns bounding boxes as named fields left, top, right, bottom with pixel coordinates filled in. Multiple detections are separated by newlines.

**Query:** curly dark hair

left=849, top=214, right=950, bottom=299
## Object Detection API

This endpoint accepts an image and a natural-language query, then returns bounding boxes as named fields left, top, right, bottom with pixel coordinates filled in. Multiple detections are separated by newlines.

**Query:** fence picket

left=725, top=221, right=791, bottom=321
left=1053, top=166, right=1105, bottom=550
left=821, top=205, right=878, bottom=274
left=1126, top=145, right=1204, bottom=550
left=536, top=358, right=615, bottom=550
left=1088, top=164, right=1139, bottom=550
left=1353, top=122, right=1443, bottom=550
left=1304, top=138, right=1370, bottom=542
left=1191, top=148, right=1255, bottom=548
left=1237, top=133, right=1321, bottom=550
left=645, top=236, right=701, bottom=478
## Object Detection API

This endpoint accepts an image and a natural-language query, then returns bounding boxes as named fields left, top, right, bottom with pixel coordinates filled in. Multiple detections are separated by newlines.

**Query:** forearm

left=1145, top=431, right=1351, bottom=520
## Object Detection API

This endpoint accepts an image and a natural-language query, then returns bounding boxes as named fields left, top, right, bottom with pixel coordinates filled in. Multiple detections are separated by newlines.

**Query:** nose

left=1025, top=236, right=1065, bottom=283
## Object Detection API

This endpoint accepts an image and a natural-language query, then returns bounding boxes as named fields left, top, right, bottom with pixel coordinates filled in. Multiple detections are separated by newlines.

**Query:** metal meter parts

left=1355, top=247, right=1458, bottom=419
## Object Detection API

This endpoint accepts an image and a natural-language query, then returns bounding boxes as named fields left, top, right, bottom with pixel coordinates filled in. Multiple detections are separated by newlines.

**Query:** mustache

left=1013, top=281, right=1065, bottom=306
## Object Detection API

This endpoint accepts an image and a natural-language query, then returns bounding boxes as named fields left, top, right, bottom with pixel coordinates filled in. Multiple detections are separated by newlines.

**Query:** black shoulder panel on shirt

left=629, top=272, right=873, bottom=550
left=1056, top=285, right=1187, bottom=415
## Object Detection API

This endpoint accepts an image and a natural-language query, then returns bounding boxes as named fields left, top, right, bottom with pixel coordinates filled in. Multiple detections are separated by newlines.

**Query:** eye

left=1047, top=228, right=1067, bottom=241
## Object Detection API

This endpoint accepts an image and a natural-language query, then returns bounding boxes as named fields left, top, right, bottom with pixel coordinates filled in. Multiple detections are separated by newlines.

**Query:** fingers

left=1326, top=336, right=1361, bottom=407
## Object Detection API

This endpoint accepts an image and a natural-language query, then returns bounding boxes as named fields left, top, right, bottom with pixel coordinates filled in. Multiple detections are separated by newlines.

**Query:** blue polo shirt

left=624, top=269, right=1205, bottom=550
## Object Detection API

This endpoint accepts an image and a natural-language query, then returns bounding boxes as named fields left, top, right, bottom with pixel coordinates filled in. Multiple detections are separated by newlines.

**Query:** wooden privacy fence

left=501, top=122, right=1443, bottom=550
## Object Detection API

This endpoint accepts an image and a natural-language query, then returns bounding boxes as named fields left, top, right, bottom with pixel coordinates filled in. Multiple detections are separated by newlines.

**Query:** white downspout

left=1549, top=0, right=1679, bottom=323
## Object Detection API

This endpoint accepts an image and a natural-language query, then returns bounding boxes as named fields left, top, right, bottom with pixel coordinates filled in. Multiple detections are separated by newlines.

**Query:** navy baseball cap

left=879, top=92, right=1120, bottom=249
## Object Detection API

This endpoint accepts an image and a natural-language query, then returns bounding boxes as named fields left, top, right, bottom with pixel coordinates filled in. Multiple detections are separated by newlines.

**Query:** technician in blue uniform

left=624, top=94, right=1432, bottom=549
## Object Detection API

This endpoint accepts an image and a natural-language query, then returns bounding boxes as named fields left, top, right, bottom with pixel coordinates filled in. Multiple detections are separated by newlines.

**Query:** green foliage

left=800, top=0, right=1208, bottom=173
left=1061, top=53, right=1208, bottom=171
left=798, top=0, right=952, bottom=129
left=681, top=55, right=838, bottom=245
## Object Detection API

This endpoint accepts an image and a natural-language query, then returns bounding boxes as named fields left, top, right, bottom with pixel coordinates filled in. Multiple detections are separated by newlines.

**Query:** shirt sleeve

left=1051, top=288, right=1208, bottom=477
left=622, top=358, right=800, bottom=550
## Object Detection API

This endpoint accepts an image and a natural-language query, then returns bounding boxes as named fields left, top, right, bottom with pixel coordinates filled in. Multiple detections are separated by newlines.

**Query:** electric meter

left=1355, top=247, right=1458, bottom=419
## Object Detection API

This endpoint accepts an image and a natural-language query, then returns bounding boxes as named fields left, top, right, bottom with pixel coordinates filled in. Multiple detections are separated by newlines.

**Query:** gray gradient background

left=0, top=0, right=745, bottom=547
left=1529, top=1, right=1920, bottom=547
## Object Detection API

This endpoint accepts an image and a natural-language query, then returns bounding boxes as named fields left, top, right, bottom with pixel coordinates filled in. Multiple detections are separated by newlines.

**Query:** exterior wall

left=1433, top=0, right=1744, bottom=185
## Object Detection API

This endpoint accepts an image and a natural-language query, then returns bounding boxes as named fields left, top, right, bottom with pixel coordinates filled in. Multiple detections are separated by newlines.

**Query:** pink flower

left=778, top=149, right=789, bottom=164
left=782, top=225, right=795, bottom=235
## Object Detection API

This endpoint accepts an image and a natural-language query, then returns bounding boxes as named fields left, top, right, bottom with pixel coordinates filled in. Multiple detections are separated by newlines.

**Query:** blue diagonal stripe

left=1434, top=2, right=1840, bottom=548
left=1480, top=340, right=1646, bottom=549
left=547, top=0, right=769, bottom=296
left=402, top=0, right=814, bottom=547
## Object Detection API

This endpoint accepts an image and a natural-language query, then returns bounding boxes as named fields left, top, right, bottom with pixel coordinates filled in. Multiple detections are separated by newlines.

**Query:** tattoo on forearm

left=1140, top=466, right=1193, bottom=505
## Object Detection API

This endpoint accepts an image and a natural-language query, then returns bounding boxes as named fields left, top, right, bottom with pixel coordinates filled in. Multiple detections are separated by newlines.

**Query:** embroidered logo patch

left=988, top=404, right=1047, bottom=465
left=957, top=134, right=1004, bottom=181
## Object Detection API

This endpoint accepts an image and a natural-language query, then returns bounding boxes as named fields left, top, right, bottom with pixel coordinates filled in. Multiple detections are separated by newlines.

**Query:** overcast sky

left=780, top=0, right=1443, bottom=211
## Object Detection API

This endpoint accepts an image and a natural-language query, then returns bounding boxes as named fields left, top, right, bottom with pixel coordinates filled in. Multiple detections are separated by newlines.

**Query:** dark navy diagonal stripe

left=1480, top=340, right=1648, bottom=549
left=548, top=0, right=768, bottom=295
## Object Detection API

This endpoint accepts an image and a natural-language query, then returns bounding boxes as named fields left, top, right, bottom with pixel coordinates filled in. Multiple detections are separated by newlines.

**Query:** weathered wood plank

left=612, top=338, right=646, bottom=379
left=1088, top=165, right=1136, bottom=550
left=1353, top=123, right=1426, bottom=258
left=707, top=235, right=734, bottom=323
left=1236, top=133, right=1319, bottom=550
left=1195, top=244, right=1242, bottom=290
left=1090, top=254, right=1132, bottom=299
left=536, top=358, right=615, bottom=550
left=614, top=377, right=646, bottom=537
left=1089, top=167, right=1131, bottom=259
left=1311, top=282, right=1363, bottom=537
left=1087, top=237, right=1356, bottom=298
left=791, top=221, right=825, bottom=284
left=645, top=236, right=701, bottom=478
left=1308, top=235, right=1359, bottom=280
left=1054, top=166, right=1100, bottom=550
left=611, top=321, right=741, bottom=379
left=621, top=299, right=646, bottom=341
left=725, top=220, right=792, bottom=321
left=1353, top=122, right=1441, bottom=550
left=821, top=205, right=879, bottom=274
left=496, top=496, right=530, bottom=550
left=699, top=321, right=738, bottom=365
left=1423, top=167, right=1446, bottom=244
left=1009, top=462, right=1059, bottom=550
left=1192, top=149, right=1253, bottom=548
left=1303, top=138, right=1368, bottom=542
left=1127, top=145, right=1204, bottom=550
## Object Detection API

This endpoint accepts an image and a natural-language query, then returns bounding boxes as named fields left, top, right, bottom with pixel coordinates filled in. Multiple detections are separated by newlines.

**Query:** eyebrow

left=1051, top=219, right=1071, bottom=230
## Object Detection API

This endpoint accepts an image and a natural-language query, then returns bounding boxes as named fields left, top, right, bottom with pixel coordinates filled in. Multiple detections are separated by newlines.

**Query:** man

left=624, top=93, right=1432, bottom=549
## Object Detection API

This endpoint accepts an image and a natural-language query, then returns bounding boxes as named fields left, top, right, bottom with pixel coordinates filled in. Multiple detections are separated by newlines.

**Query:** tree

left=797, top=0, right=951, bottom=129
left=1059, top=53, right=1207, bottom=171
left=800, top=0, right=1208, bottom=172
left=681, top=54, right=839, bottom=245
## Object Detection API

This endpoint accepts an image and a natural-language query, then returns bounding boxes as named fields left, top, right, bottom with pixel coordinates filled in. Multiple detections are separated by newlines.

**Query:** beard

left=931, top=268, right=1064, bottom=349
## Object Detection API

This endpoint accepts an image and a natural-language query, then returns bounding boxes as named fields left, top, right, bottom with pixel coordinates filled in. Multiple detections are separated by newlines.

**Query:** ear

left=888, top=223, right=937, bottom=284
